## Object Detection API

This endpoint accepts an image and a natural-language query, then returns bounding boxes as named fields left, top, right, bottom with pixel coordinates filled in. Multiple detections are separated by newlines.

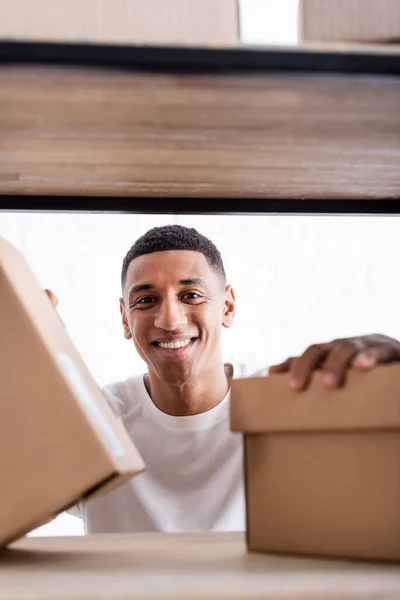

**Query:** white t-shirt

left=79, top=370, right=250, bottom=534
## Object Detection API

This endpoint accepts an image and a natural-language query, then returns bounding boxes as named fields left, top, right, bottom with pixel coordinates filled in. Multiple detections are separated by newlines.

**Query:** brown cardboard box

left=231, top=366, right=400, bottom=561
left=0, top=0, right=240, bottom=47
left=299, top=0, right=400, bottom=44
left=0, top=236, right=145, bottom=547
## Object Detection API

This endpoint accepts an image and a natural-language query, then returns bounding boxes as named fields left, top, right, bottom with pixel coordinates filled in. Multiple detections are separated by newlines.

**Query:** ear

left=222, top=285, right=236, bottom=329
left=119, top=297, right=132, bottom=340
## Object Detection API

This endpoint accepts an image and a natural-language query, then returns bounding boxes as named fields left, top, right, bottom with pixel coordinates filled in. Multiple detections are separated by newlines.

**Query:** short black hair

left=121, top=225, right=226, bottom=290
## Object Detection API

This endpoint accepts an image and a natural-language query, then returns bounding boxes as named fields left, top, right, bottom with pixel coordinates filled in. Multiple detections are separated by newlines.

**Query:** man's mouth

left=152, top=337, right=198, bottom=351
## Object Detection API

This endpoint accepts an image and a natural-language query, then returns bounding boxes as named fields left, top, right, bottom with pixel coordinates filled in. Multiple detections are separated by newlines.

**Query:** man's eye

left=182, top=292, right=201, bottom=301
left=135, top=297, right=155, bottom=306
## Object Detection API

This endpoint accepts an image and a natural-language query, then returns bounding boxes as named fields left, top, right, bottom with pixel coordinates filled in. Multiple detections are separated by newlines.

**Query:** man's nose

left=154, top=299, right=188, bottom=331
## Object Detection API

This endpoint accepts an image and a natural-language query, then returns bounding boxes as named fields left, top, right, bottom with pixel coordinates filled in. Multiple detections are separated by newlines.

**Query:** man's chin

left=151, top=360, right=197, bottom=387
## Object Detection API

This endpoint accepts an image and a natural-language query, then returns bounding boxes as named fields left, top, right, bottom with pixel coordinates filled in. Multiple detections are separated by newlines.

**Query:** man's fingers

left=268, top=357, right=294, bottom=374
left=289, top=344, right=329, bottom=391
left=321, top=342, right=359, bottom=388
left=277, top=334, right=400, bottom=393
left=44, top=289, right=58, bottom=308
left=44, top=288, right=65, bottom=327
left=352, top=347, right=399, bottom=369
left=352, top=352, right=377, bottom=370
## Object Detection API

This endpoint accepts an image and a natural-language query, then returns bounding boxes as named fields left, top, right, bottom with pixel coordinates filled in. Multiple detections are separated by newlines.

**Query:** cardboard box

left=231, top=366, right=400, bottom=561
left=0, top=0, right=240, bottom=47
left=299, top=0, right=400, bottom=44
left=0, top=236, right=145, bottom=548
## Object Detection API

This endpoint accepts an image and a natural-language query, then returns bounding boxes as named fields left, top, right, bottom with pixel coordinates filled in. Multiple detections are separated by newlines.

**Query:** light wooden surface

left=1, top=532, right=400, bottom=599
left=0, top=64, right=399, bottom=200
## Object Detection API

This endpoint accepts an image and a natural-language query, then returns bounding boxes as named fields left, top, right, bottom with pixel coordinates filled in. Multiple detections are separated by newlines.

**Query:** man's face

left=120, top=250, right=235, bottom=386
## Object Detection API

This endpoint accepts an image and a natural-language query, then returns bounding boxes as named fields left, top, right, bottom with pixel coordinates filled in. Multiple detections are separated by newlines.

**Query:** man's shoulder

left=101, top=374, right=145, bottom=419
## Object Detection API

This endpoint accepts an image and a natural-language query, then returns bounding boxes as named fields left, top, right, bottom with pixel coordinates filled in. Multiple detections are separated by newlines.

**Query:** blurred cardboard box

left=231, top=366, right=400, bottom=560
left=0, top=0, right=239, bottom=47
left=299, top=0, right=400, bottom=43
left=0, top=236, right=145, bottom=547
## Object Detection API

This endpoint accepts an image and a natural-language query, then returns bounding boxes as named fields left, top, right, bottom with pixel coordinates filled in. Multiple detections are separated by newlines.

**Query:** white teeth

left=158, top=339, right=192, bottom=350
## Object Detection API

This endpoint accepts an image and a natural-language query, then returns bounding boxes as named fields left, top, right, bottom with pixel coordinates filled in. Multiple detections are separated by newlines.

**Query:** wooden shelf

left=0, top=42, right=399, bottom=211
left=2, top=532, right=400, bottom=599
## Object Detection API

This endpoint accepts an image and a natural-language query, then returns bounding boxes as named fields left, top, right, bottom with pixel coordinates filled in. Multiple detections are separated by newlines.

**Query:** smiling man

left=120, top=232, right=235, bottom=417
left=61, top=224, right=400, bottom=534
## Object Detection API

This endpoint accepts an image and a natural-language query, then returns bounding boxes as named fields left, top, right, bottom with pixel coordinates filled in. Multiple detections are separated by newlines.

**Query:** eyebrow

left=179, top=278, right=206, bottom=287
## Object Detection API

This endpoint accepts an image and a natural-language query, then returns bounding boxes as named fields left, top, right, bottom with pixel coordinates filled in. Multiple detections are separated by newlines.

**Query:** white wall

left=240, top=0, right=299, bottom=46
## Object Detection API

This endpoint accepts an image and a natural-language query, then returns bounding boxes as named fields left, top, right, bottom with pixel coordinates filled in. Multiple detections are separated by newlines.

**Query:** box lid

left=231, top=365, right=400, bottom=433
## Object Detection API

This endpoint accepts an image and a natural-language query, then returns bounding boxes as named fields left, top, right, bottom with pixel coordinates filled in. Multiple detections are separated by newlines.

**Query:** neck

left=144, top=362, right=233, bottom=417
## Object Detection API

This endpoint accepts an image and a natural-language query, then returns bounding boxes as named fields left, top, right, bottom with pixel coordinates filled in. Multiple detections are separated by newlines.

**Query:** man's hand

left=44, top=289, right=58, bottom=308
left=269, top=334, right=400, bottom=391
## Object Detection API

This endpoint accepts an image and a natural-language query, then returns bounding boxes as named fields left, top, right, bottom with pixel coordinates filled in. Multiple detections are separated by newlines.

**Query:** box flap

left=231, top=365, right=400, bottom=433
left=0, top=235, right=145, bottom=468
